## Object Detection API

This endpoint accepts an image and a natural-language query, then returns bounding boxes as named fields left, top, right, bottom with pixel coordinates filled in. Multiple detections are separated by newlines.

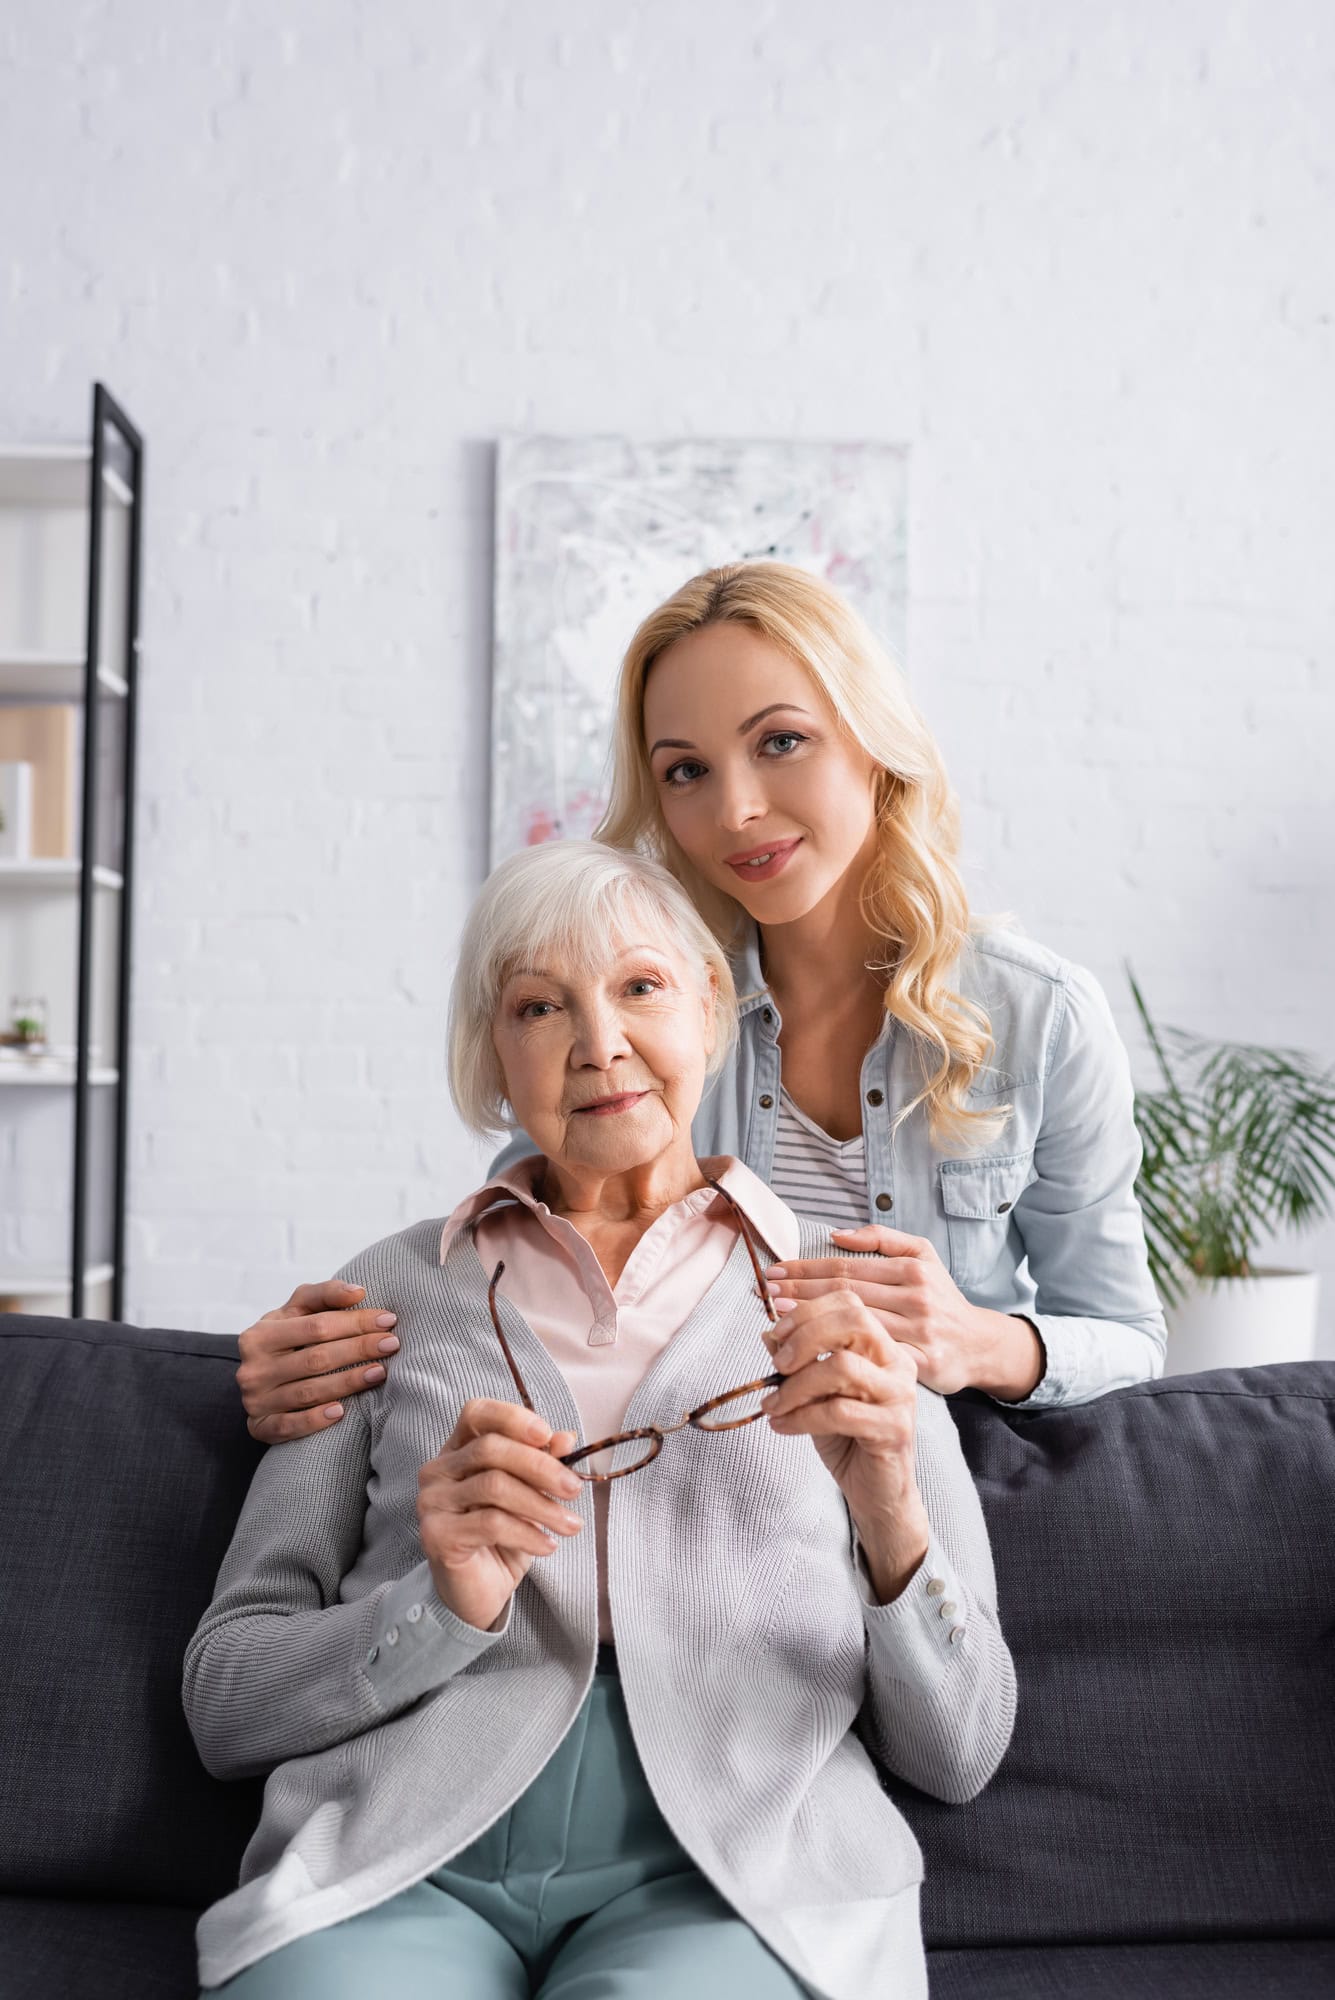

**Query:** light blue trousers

left=205, top=1671, right=809, bottom=1998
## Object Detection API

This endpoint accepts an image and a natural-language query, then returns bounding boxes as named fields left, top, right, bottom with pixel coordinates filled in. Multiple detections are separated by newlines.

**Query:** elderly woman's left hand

left=760, top=1281, right=933, bottom=1604
left=765, top=1223, right=1045, bottom=1402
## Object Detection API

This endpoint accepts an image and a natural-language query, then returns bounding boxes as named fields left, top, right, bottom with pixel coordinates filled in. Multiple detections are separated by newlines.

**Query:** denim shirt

left=488, top=921, right=1166, bottom=1411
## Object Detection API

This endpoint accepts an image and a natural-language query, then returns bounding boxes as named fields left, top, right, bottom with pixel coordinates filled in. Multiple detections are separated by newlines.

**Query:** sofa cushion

left=926, top=1938, right=1335, bottom=1999
left=0, top=1895, right=199, bottom=2000
left=0, top=1315, right=265, bottom=1906
left=892, top=1364, right=1335, bottom=1951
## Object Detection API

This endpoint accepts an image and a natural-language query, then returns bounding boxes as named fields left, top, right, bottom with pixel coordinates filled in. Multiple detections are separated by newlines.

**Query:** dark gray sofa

left=1, top=1311, right=1332, bottom=1998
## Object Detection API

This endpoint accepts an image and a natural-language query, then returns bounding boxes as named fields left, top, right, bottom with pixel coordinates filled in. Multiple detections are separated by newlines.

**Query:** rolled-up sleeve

left=856, top=1389, right=1017, bottom=1805
left=1000, top=963, right=1166, bottom=1409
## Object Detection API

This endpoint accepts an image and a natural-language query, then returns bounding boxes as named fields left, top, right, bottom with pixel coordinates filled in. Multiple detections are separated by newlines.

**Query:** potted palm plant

left=1128, top=968, right=1335, bottom=1372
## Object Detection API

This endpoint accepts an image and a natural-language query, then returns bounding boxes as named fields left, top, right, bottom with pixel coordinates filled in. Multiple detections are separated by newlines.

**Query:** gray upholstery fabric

left=0, top=1315, right=265, bottom=1904
left=1, top=1897, right=199, bottom=2000
left=1, top=1311, right=1332, bottom=2000
left=927, top=1940, right=1335, bottom=1998
left=889, top=1367, right=1335, bottom=1953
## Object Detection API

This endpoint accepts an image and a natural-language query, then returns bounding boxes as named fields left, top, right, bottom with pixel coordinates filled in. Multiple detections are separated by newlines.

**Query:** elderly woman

left=185, top=839, right=1016, bottom=2000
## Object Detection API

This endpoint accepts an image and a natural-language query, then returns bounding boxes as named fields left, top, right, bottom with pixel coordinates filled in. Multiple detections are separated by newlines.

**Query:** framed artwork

left=490, top=435, right=908, bottom=863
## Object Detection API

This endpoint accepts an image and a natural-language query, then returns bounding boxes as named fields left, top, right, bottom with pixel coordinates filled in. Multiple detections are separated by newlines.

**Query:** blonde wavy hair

left=595, top=560, right=1012, bottom=1154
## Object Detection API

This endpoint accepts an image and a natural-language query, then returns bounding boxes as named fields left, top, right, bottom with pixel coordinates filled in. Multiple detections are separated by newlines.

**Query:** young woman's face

left=642, top=622, right=880, bottom=926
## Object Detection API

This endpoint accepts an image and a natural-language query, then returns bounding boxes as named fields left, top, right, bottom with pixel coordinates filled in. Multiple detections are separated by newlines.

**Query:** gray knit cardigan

left=183, top=1212, right=1017, bottom=1996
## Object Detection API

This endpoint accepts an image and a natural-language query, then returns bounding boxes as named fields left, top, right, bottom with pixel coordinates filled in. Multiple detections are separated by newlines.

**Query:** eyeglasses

left=486, top=1173, right=783, bottom=1481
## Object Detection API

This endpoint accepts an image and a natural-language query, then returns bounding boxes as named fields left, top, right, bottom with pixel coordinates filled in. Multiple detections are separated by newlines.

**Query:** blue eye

left=763, top=731, right=806, bottom=755
left=662, top=759, right=706, bottom=788
left=519, top=1000, right=555, bottom=1019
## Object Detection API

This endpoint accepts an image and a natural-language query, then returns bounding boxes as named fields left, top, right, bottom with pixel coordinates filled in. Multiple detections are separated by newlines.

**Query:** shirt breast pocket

left=938, top=1151, right=1037, bottom=1297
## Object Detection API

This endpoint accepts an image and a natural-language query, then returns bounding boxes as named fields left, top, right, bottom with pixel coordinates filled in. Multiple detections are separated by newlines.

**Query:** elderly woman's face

left=492, top=933, right=717, bottom=1174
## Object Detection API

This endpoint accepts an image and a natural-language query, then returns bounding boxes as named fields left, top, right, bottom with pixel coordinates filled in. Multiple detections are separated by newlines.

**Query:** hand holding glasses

left=487, top=1174, right=785, bottom=1480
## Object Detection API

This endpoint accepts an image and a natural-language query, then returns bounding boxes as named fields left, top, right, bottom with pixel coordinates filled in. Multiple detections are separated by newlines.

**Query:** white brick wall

left=2, top=0, right=1332, bottom=1350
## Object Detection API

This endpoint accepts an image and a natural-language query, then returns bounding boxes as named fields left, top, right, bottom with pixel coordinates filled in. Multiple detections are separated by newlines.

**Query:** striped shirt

left=768, top=1086, right=870, bottom=1230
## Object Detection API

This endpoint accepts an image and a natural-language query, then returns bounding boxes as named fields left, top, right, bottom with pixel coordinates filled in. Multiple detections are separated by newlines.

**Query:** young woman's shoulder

left=962, top=920, right=1070, bottom=988
left=957, top=924, right=1119, bottom=1089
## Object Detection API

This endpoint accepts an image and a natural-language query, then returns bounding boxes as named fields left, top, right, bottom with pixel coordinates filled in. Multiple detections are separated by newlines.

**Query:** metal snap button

left=759, top=1094, right=774, bottom=1109
left=997, top=1200, right=1013, bottom=1214
left=865, top=1088, right=884, bottom=1106
left=875, top=1192, right=893, bottom=1212
left=762, top=1007, right=774, bottom=1025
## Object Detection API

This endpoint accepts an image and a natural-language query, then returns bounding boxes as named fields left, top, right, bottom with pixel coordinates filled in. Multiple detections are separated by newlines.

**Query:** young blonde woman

left=235, top=561, right=1164, bottom=1441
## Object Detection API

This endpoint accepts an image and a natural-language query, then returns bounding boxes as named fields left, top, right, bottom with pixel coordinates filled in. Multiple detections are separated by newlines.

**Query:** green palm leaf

left=1126, top=964, right=1335, bottom=1297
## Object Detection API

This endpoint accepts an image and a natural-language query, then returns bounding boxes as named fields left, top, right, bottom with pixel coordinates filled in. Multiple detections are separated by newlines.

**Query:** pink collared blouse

left=438, top=1154, right=801, bottom=1641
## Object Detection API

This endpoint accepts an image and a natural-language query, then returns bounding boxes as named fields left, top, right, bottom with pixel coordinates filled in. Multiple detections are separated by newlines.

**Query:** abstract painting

left=490, top=436, right=908, bottom=864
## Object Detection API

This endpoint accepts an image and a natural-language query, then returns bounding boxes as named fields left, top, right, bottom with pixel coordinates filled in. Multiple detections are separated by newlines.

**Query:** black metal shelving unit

left=73, top=385, right=143, bottom=1319
left=0, top=381, right=143, bottom=1320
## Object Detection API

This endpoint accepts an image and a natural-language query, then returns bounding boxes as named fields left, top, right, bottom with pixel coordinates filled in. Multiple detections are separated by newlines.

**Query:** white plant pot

left=1164, top=1268, right=1320, bottom=1376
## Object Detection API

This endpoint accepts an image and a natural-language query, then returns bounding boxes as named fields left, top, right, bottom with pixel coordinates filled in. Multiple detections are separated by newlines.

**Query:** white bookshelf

left=0, top=1064, right=119, bottom=1087
left=0, top=861, right=124, bottom=891
left=0, top=388, right=142, bottom=1321
left=0, top=1264, right=114, bottom=1316
left=0, top=656, right=128, bottom=701
left=0, top=446, right=133, bottom=509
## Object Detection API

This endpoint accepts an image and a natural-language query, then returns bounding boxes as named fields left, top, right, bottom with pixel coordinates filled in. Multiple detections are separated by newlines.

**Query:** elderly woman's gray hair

left=447, top=839, right=740, bottom=1136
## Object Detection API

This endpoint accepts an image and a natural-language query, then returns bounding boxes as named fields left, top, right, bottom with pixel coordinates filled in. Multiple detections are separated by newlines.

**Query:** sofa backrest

left=2, top=1314, right=1332, bottom=1942
left=0, top=1314, right=265, bottom=1907
left=893, top=1364, right=1335, bottom=1950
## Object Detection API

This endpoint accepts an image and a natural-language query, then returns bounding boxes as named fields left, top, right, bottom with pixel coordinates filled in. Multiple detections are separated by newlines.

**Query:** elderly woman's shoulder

left=333, top=1215, right=457, bottom=1292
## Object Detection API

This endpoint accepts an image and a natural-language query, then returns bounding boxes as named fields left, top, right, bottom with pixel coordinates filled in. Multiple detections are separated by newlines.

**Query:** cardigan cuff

left=856, top=1533, right=974, bottom=1694
left=362, top=1561, right=511, bottom=1710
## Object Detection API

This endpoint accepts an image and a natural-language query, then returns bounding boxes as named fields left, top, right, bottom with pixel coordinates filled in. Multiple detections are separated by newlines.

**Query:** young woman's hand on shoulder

left=235, top=1281, right=402, bottom=1443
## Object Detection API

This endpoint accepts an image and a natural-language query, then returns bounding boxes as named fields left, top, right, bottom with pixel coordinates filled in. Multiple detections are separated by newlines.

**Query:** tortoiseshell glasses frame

left=485, top=1174, right=783, bottom=1482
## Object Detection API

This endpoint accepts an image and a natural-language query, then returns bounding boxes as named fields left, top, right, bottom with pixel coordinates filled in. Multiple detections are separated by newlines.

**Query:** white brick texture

left=1, top=0, right=1332, bottom=1350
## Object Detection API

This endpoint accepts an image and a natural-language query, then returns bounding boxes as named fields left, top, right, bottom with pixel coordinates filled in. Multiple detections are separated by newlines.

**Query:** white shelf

left=0, top=654, right=128, bottom=700
left=0, top=1263, right=114, bottom=1304
left=0, top=447, right=132, bottom=509
left=0, top=860, right=123, bottom=890
left=0, top=1063, right=118, bottom=1086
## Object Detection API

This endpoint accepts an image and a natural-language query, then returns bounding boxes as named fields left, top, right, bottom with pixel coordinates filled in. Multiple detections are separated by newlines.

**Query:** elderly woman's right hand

left=236, top=1280, right=402, bottom=1444
left=417, top=1400, right=583, bottom=1633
